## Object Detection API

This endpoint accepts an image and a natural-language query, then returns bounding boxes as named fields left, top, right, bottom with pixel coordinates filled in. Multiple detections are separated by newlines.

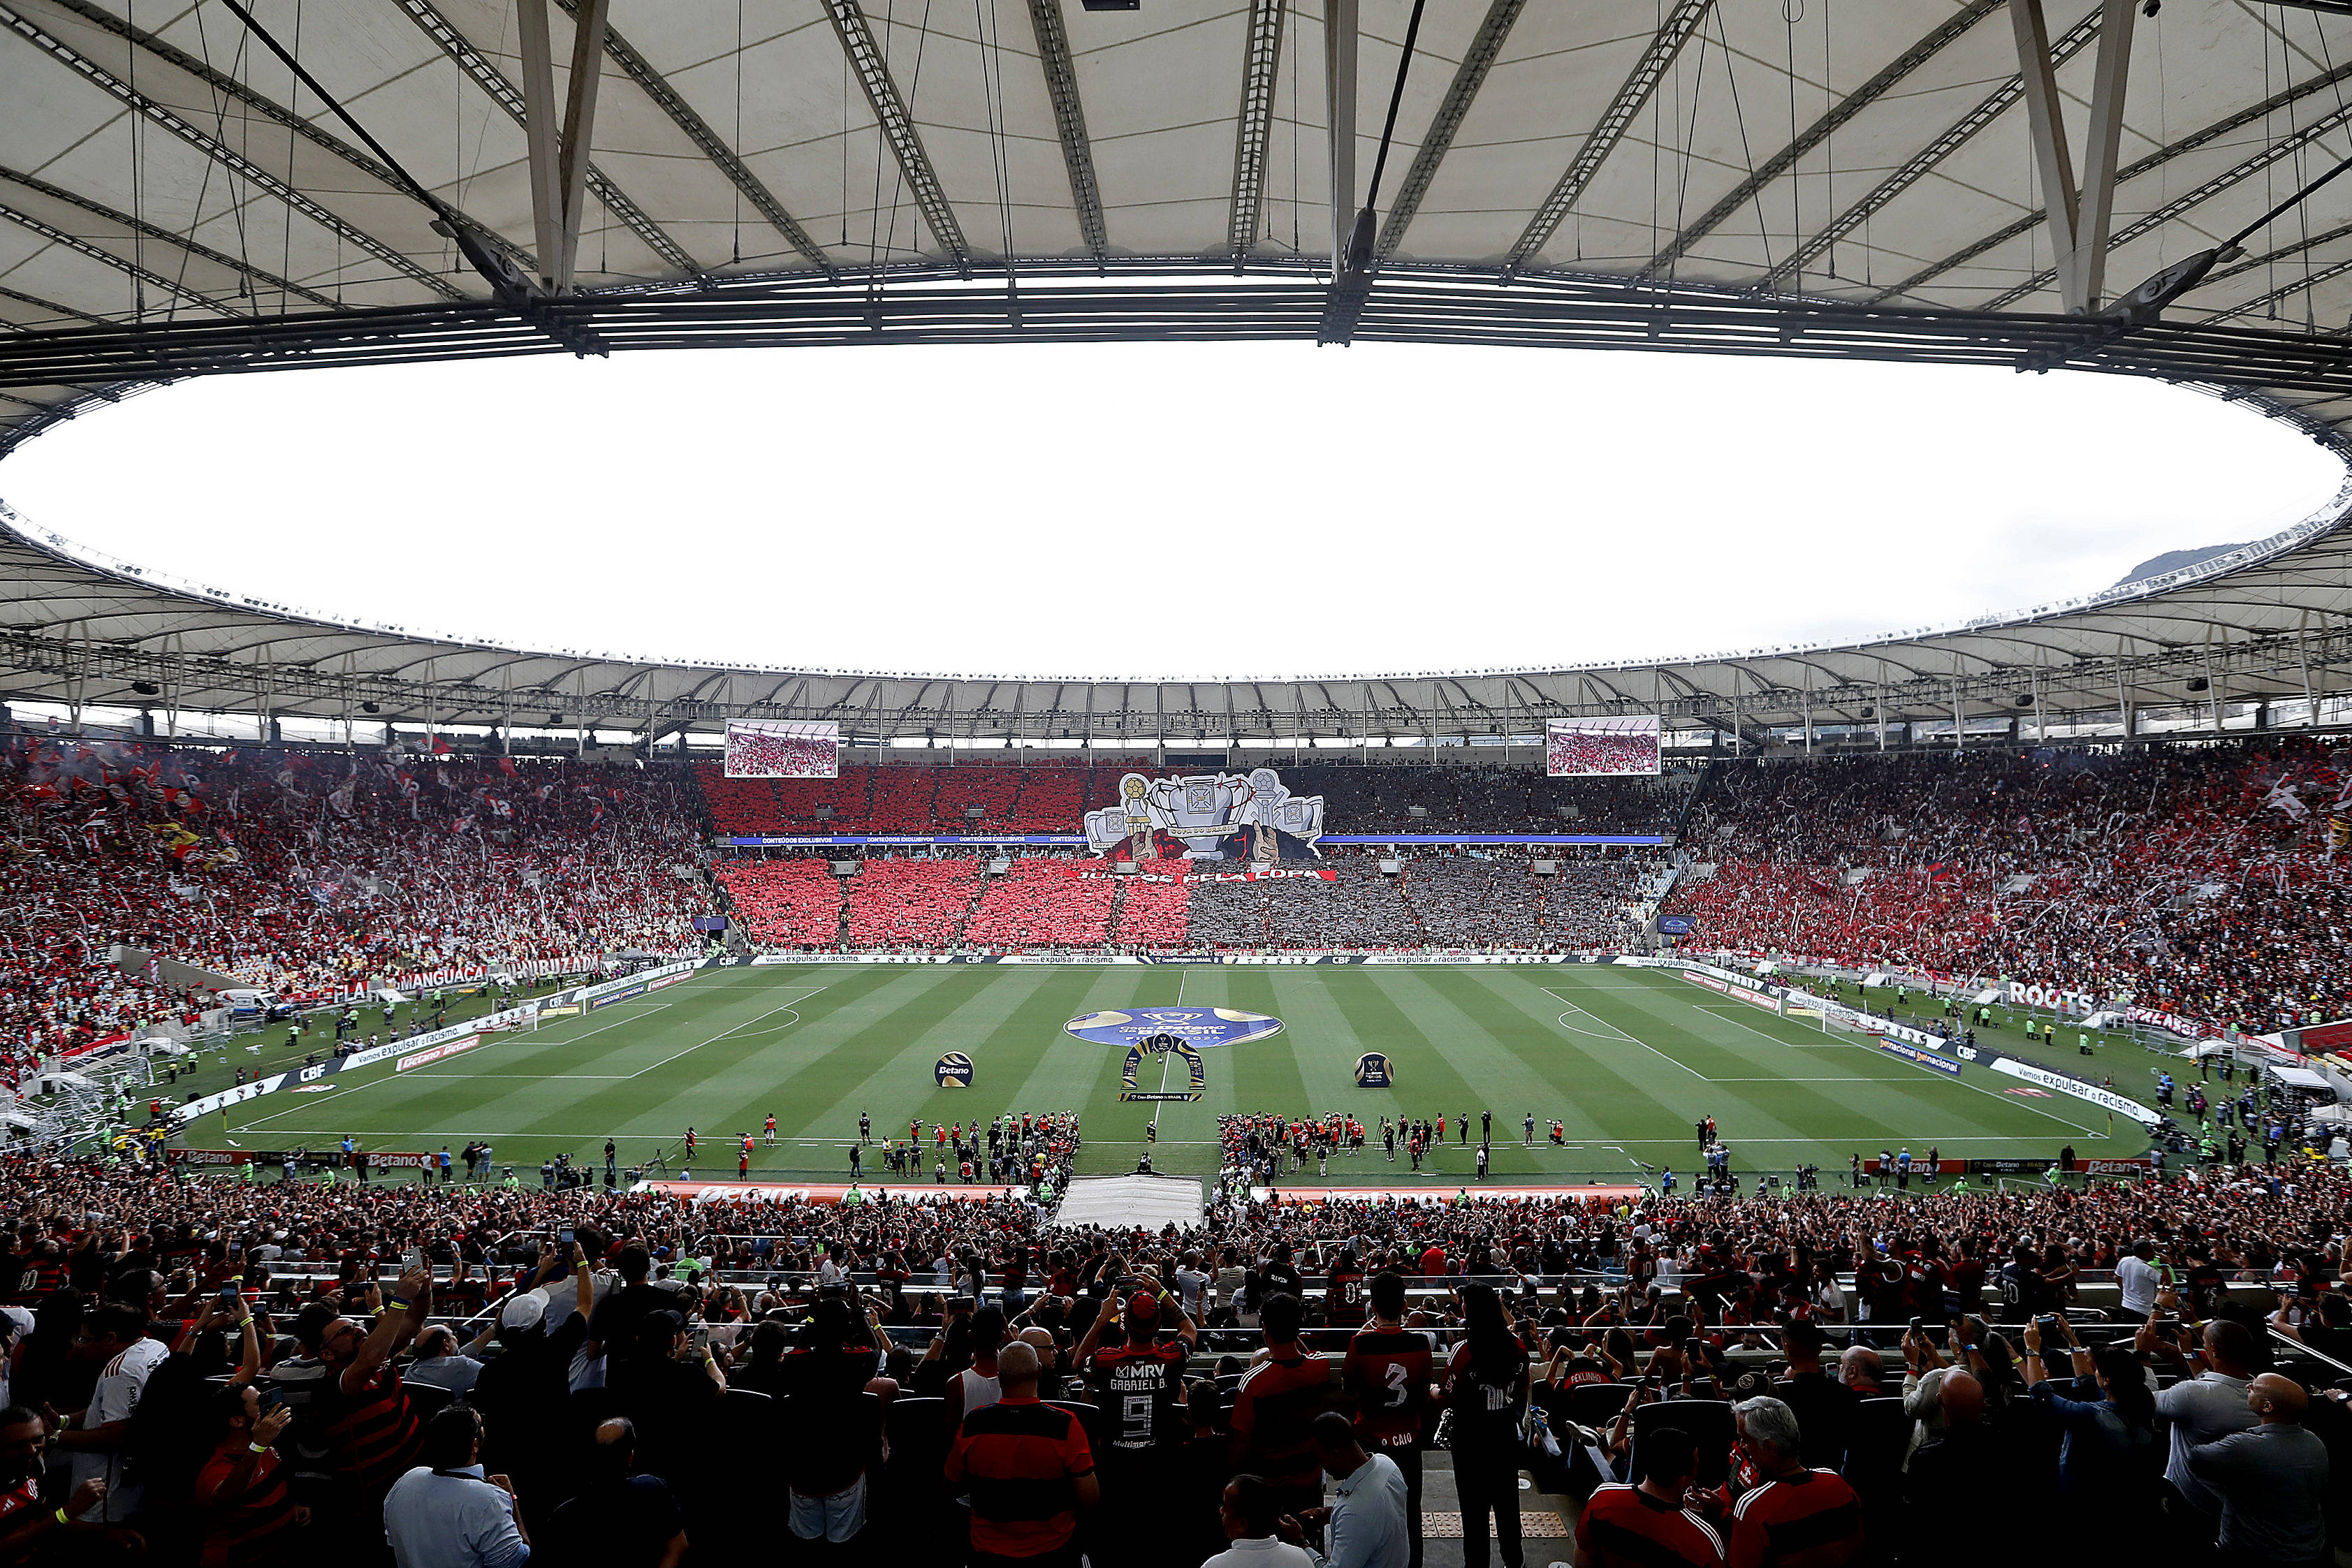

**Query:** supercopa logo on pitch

left=1062, top=1007, right=1285, bottom=1048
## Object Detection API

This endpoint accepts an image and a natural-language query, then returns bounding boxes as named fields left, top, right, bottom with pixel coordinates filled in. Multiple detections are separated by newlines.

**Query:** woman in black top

left=1442, top=1282, right=1530, bottom=1568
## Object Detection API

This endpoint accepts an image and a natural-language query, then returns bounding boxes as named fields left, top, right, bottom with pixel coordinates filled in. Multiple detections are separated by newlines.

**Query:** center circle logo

left=1064, top=1006, right=1284, bottom=1049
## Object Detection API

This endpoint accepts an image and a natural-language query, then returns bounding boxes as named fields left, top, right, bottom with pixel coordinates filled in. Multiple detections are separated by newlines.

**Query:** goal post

left=1813, top=1004, right=1881, bottom=1041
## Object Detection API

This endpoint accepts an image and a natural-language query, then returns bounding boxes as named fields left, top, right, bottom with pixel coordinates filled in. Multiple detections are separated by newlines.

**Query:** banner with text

left=1991, top=1057, right=2163, bottom=1124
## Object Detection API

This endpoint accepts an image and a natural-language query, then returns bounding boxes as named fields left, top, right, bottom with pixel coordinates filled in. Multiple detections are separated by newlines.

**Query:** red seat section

left=1111, top=860, right=1190, bottom=946
left=964, top=859, right=1114, bottom=947
left=842, top=858, right=981, bottom=946
left=712, top=858, right=845, bottom=948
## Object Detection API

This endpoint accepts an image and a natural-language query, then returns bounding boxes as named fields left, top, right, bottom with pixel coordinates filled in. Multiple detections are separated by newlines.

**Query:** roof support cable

left=1316, top=0, right=1426, bottom=344
left=211, top=0, right=606, bottom=355
left=977, top=0, right=1019, bottom=323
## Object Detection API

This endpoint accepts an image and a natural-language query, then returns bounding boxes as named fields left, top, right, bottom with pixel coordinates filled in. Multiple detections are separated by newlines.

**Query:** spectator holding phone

left=2022, top=1316, right=2161, bottom=1552
left=1725, top=1397, right=1863, bottom=1568
left=1205, top=1474, right=1315, bottom=1568
left=1575, top=1423, right=1723, bottom=1568
left=193, top=1382, right=304, bottom=1568
left=382, top=1405, right=529, bottom=1568
left=2151, top=1318, right=2259, bottom=1548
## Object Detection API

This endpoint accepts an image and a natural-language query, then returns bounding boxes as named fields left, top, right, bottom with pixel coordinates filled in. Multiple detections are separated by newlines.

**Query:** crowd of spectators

left=1112, top=861, right=1191, bottom=947
left=710, top=847, right=1649, bottom=955
left=1236, top=860, right=1416, bottom=950
left=1542, top=858, right=1652, bottom=950
left=709, top=858, right=842, bottom=948
left=842, top=860, right=978, bottom=945
left=1396, top=858, right=1543, bottom=947
left=965, top=860, right=1116, bottom=948
left=1668, top=739, right=2352, bottom=1036
left=1279, top=763, right=1683, bottom=836
left=6, top=1144, right=2352, bottom=1566
left=0, top=737, right=705, bottom=1058
left=694, top=759, right=1157, bottom=837
left=840, top=859, right=982, bottom=948
left=692, top=758, right=1687, bottom=839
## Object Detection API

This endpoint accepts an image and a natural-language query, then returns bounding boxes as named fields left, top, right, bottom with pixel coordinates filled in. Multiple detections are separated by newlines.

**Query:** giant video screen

left=724, top=720, right=839, bottom=779
left=1547, top=715, right=1662, bottom=777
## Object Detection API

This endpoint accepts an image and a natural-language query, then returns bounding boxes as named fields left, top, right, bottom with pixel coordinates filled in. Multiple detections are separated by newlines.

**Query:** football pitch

left=205, top=965, right=2150, bottom=1184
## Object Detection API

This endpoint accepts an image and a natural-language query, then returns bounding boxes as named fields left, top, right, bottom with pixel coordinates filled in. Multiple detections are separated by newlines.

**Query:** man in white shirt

left=55, top=1303, right=168, bottom=1523
left=2116, top=1240, right=2163, bottom=1321
left=1276, top=1412, right=1409, bottom=1568
left=383, top=1405, right=530, bottom=1568
left=406, top=1324, right=490, bottom=1396
left=1175, top=1252, right=1210, bottom=1319
left=1206, top=1475, right=1315, bottom=1568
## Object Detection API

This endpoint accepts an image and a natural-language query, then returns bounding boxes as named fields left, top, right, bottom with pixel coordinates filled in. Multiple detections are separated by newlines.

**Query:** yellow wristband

left=52, top=1509, right=66, bottom=1526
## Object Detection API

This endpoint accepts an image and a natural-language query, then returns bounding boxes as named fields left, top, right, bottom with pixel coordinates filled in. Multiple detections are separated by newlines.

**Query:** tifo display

left=1081, top=768, right=1327, bottom=860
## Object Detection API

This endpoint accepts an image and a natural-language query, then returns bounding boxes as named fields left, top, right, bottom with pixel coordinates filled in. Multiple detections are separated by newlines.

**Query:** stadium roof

left=3, top=1, right=2352, bottom=437
left=1, top=0, right=2351, bottom=740
left=1, top=472, right=2345, bottom=742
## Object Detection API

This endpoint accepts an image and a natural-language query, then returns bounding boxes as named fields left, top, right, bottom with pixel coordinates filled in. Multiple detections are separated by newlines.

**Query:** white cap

left=499, top=1291, right=547, bottom=1331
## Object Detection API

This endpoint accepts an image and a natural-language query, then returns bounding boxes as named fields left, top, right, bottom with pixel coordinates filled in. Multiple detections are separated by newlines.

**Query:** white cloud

left=1, top=342, right=2337, bottom=679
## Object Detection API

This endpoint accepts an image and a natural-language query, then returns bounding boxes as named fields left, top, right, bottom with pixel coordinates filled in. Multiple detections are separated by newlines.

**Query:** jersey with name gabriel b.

left=1087, top=1339, right=1188, bottom=1451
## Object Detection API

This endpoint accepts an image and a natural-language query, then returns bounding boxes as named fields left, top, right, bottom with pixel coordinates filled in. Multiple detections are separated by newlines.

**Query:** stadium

left=7, top=0, right=2352, bottom=1564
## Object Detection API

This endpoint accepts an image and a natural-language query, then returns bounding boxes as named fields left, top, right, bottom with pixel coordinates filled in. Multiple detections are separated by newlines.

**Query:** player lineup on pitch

left=199, top=962, right=2143, bottom=1185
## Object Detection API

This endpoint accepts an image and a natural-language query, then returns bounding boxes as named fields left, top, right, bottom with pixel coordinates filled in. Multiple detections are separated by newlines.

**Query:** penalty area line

left=1542, top=988, right=1706, bottom=1080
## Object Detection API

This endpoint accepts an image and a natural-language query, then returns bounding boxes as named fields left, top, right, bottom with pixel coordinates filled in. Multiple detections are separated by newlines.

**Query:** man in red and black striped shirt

left=1231, top=1294, right=1332, bottom=1520
left=946, top=1340, right=1097, bottom=1568
left=1342, top=1271, right=1432, bottom=1568
left=313, top=1263, right=432, bottom=1514
left=194, top=1384, right=301, bottom=1568
left=1577, top=1424, right=1725, bottom=1568
left=1725, top=1396, right=1862, bottom=1568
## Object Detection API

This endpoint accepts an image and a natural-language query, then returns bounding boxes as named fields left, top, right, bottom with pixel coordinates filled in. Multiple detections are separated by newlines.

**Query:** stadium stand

left=9, top=1136, right=2349, bottom=1566
left=1249, top=858, right=1419, bottom=948
left=865, top=768, right=940, bottom=834
left=1287, top=764, right=1684, bottom=835
left=1543, top=858, right=1651, bottom=949
left=1002, top=763, right=1089, bottom=833
left=710, top=857, right=845, bottom=948
left=691, top=759, right=1686, bottom=838
left=930, top=765, right=1023, bottom=829
left=842, top=858, right=982, bottom=946
left=1110, top=860, right=1190, bottom=947
left=1398, top=856, right=1546, bottom=946
left=1184, top=870, right=1271, bottom=948
left=1670, top=739, right=2352, bottom=1037
left=0, top=738, right=703, bottom=1057
left=964, top=859, right=1115, bottom=947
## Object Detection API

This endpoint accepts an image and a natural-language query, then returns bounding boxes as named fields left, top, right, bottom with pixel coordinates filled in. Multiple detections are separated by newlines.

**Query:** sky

left=0, top=342, right=2339, bottom=681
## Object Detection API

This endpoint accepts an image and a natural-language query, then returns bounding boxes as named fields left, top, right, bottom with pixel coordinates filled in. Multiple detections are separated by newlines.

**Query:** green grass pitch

left=196, top=965, right=2152, bottom=1185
